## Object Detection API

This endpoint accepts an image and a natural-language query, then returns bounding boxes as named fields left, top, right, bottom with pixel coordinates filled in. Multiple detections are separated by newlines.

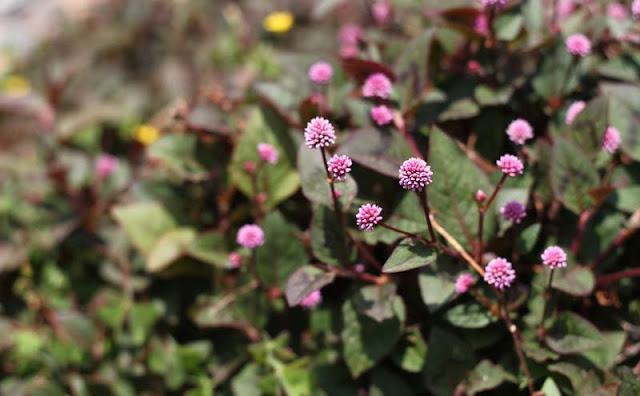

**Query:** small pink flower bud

left=455, top=273, right=474, bottom=294
left=506, top=119, right=534, bottom=145
left=226, top=252, right=242, bottom=269
left=362, top=73, right=392, bottom=99
left=308, top=61, right=333, bottom=84
left=566, top=34, right=591, bottom=56
left=299, top=290, right=322, bottom=308
left=500, top=201, right=526, bottom=223
left=496, top=154, right=524, bottom=177
left=257, top=143, right=279, bottom=164
left=607, top=3, right=629, bottom=20
left=565, top=101, right=586, bottom=125
left=633, top=0, right=640, bottom=18
left=475, top=189, right=487, bottom=202
left=327, top=155, right=352, bottom=181
left=243, top=161, right=256, bottom=173
left=338, top=24, right=363, bottom=46
left=541, top=246, right=567, bottom=269
left=95, top=154, right=118, bottom=178
left=602, top=126, right=621, bottom=154
left=467, top=60, right=483, bottom=75
left=236, top=224, right=265, bottom=249
left=484, top=257, right=516, bottom=290
left=304, top=117, right=336, bottom=149
left=399, top=157, right=433, bottom=191
left=370, top=105, right=393, bottom=126
left=372, top=1, right=392, bottom=25
left=356, top=204, right=383, bottom=231
left=474, top=14, right=489, bottom=36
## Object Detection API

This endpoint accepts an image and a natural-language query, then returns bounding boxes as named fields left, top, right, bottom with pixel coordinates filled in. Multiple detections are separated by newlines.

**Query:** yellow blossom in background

left=2, top=75, right=31, bottom=96
left=135, top=124, right=160, bottom=145
left=263, top=11, right=294, bottom=34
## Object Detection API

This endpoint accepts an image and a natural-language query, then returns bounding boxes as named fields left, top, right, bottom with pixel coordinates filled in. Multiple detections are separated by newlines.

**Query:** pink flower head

left=467, top=60, right=484, bottom=75
left=299, top=290, right=322, bottom=308
left=556, top=0, right=575, bottom=19
left=566, top=34, right=591, bottom=56
left=371, top=105, right=393, bottom=126
left=482, top=0, right=508, bottom=6
left=243, top=161, right=256, bottom=173
left=340, top=44, right=359, bottom=58
left=506, top=119, right=534, bottom=145
left=236, top=224, right=265, bottom=249
left=353, top=263, right=366, bottom=273
left=356, top=204, right=383, bottom=231
left=372, top=1, right=392, bottom=25
left=496, top=154, right=524, bottom=177
left=95, top=154, right=118, bottom=178
left=327, top=154, right=352, bottom=181
left=541, top=246, right=567, bottom=269
left=362, top=73, right=392, bottom=99
left=484, top=257, right=516, bottom=290
left=475, top=189, right=487, bottom=202
left=565, top=101, right=586, bottom=125
left=304, top=117, right=336, bottom=149
left=602, top=126, right=621, bottom=154
left=399, top=157, right=433, bottom=191
left=455, top=273, right=474, bottom=294
left=308, top=61, right=333, bottom=84
left=607, top=3, right=629, bottom=20
left=633, top=0, right=640, bottom=18
left=339, top=24, right=363, bottom=46
left=474, top=14, right=489, bottom=36
left=257, top=143, right=279, bottom=164
left=226, top=252, right=242, bottom=269
left=500, top=201, right=526, bottom=223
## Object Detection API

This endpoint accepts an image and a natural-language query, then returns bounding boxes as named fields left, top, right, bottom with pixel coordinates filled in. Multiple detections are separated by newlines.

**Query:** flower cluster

left=496, top=154, right=524, bottom=177
left=356, top=204, right=383, bottom=231
left=506, top=119, right=533, bottom=145
left=304, top=117, right=336, bottom=149
left=455, top=273, right=474, bottom=294
left=362, top=73, right=392, bottom=99
left=484, top=257, right=516, bottom=290
left=257, top=143, right=279, bottom=164
left=500, top=201, right=526, bottom=224
left=308, top=61, right=333, bottom=84
left=371, top=105, right=393, bottom=126
left=541, top=246, right=567, bottom=269
left=327, top=155, right=353, bottom=181
left=602, top=126, right=621, bottom=154
left=565, top=101, right=586, bottom=125
left=95, top=154, right=118, bottom=178
left=299, top=290, right=322, bottom=308
left=398, top=157, right=433, bottom=191
left=566, top=34, right=591, bottom=56
left=236, top=224, right=265, bottom=249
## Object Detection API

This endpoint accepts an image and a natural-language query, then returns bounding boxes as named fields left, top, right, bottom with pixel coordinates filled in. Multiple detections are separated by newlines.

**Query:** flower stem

left=431, top=217, right=485, bottom=276
left=537, top=268, right=556, bottom=342
left=418, top=190, right=437, bottom=243
left=500, top=294, right=536, bottom=396
left=320, top=147, right=344, bottom=226
left=476, top=174, right=507, bottom=263
left=379, top=223, right=432, bottom=244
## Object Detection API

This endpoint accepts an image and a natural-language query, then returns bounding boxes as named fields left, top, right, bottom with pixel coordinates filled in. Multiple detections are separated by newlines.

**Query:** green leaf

left=361, top=192, right=429, bottom=245
left=601, top=83, right=640, bottom=162
left=256, top=211, right=309, bottom=289
left=341, top=294, right=405, bottom=378
left=463, top=360, right=516, bottom=395
left=353, top=283, right=398, bottom=323
left=616, top=367, right=640, bottom=396
left=541, top=377, right=562, bottom=396
left=147, top=134, right=208, bottom=180
left=146, top=228, right=197, bottom=272
left=298, top=145, right=357, bottom=210
left=370, top=367, right=414, bottom=396
left=229, top=107, right=300, bottom=209
left=232, top=364, right=262, bottom=396
left=112, top=201, right=176, bottom=255
left=130, top=300, right=165, bottom=345
left=609, top=186, right=640, bottom=213
left=310, top=204, right=355, bottom=266
left=550, top=138, right=600, bottom=214
left=382, top=238, right=437, bottom=273
left=516, top=224, right=541, bottom=254
left=495, top=14, right=523, bottom=41
left=391, top=326, right=427, bottom=373
left=393, top=29, right=435, bottom=111
left=190, top=288, right=267, bottom=329
left=552, top=266, right=595, bottom=296
left=438, top=98, right=480, bottom=121
left=474, top=85, right=515, bottom=106
left=285, top=265, right=335, bottom=307
left=428, top=127, right=495, bottom=251
left=580, top=331, right=626, bottom=369
left=281, top=363, right=314, bottom=396
left=340, top=127, right=413, bottom=178
left=418, top=255, right=466, bottom=312
left=445, top=302, right=496, bottom=329
left=424, top=326, right=475, bottom=396
left=55, top=310, right=97, bottom=350
left=186, top=232, right=228, bottom=267
left=545, top=312, right=603, bottom=354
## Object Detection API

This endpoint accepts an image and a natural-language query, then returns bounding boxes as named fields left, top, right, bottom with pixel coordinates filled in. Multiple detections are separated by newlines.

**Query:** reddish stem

left=589, top=228, right=638, bottom=269
left=596, top=267, right=640, bottom=286
left=380, top=223, right=432, bottom=244
left=476, top=174, right=507, bottom=262
left=571, top=209, right=593, bottom=255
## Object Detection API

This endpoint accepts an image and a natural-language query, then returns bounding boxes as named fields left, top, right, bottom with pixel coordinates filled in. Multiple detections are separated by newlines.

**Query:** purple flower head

left=566, top=34, right=591, bottom=56
left=257, top=143, right=279, bottom=164
left=299, top=290, right=322, bottom=308
left=565, top=101, right=586, bottom=125
left=455, top=273, right=474, bottom=294
left=236, top=224, right=265, bottom=249
left=602, top=126, right=621, bottom=154
left=362, top=73, right=392, bottom=99
left=506, top=119, right=534, bottom=145
left=500, top=201, right=526, bottom=223
left=607, top=3, right=629, bottom=20
left=399, top=157, right=433, bottom=191
left=226, top=252, right=242, bottom=269
left=308, top=61, right=333, bottom=84
left=484, top=257, right=516, bottom=290
left=496, top=154, right=524, bottom=177
left=371, top=105, right=393, bottom=126
left=304, top=117, right=336, bottom=149
left=327, top=154, right=352, bottom=181
left=356, top=204, right=383, bottom=231
left=541, top=246, right=567, bottom=269
left=95, top=154, right=118, bottom=178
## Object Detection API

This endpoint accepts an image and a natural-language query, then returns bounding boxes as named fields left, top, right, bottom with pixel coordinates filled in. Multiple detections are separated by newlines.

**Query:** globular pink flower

left=484, top=257, right=516, bottom=290
left=399, top=157, right=433, bottom=191
left=236, top=224, right=265, bottom=249
left=455, top=273, right=474, bottom=294
left=356, top=204, right=383, bottom=231
left=339, top=24, right=363, bottom=46
left=308, top=61, right=333, bottom=84
left=633, top=0, right=640, bottom=18
left=565, top=101, right=586, bottom=125
left=541, top=246, right=567, bottom=269
left=299, top=290, right=322, bottom=308
left=566, top=34, right=591, bottom=56
left=304, top=117, right=336, bottom=149
left=475, top=189, right=487, bottom=202
left=340, top=44, right=359, bottom=58
left=257, top=143, right=279, bottom=164
left=482, top=0, right=507, bottom=6
left=500, top=201, right=526, bottom=223
left=556, top=0, right=575, bottom=19
left=474, top=14, right=489, bottom=36
left=496, top=154, right=524, bottom=177
left=607, top=3, right=629, bottom=20
left=372, top=1, right=392, bottom=25
left=602, top=126, right=621, bottom=154
left=506, top=119, right=534, bottom=145
left=353, top=263, right=366, bottom=273
left=226, top=252, right=242, bottom=269
left=95, top=154, right=118, bottom=178
left=362, top=73, right=392, bottom=99
left=371, top=105, right=393, bottom=126
left=327, top=155, right=352, bottom=181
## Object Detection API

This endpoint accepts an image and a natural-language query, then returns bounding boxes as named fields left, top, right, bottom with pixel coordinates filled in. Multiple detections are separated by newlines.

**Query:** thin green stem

left=537, top=268, right=556, bottom=342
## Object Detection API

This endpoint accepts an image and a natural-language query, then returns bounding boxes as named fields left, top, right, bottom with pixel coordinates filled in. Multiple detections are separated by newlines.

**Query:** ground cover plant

left=1, top=0, right=640, bottom=394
